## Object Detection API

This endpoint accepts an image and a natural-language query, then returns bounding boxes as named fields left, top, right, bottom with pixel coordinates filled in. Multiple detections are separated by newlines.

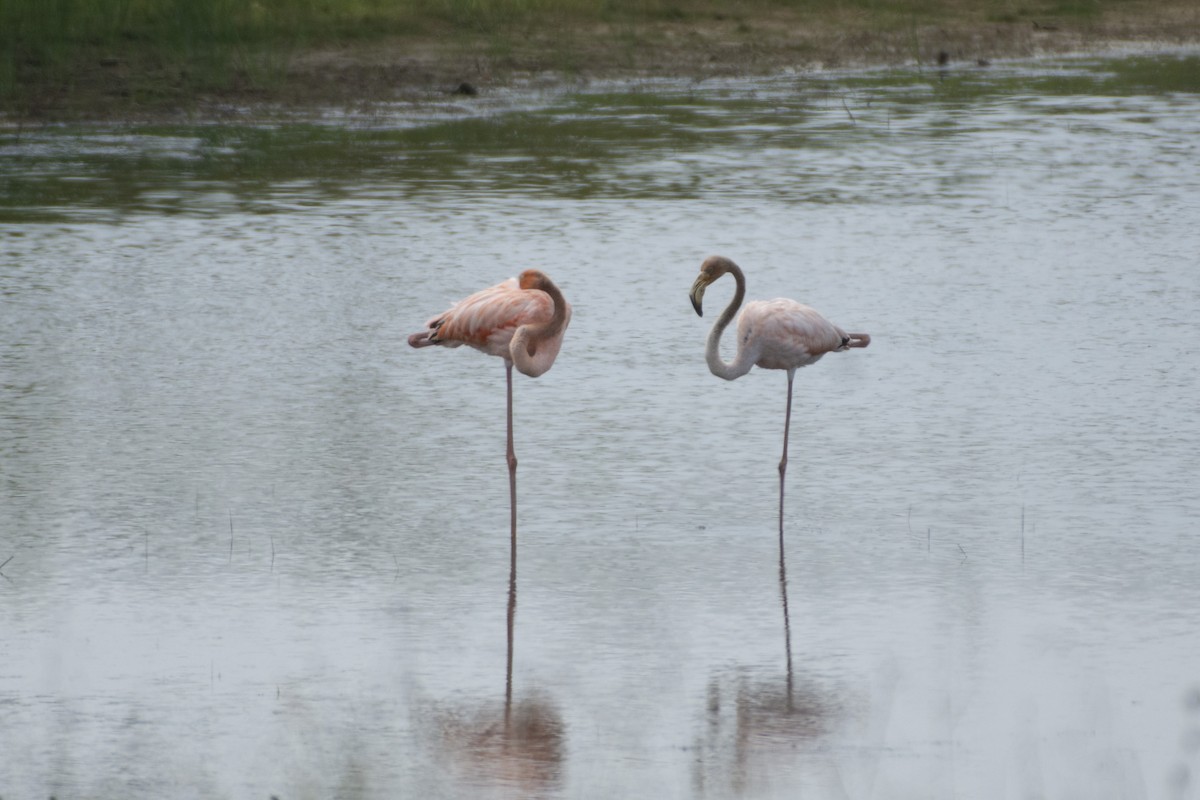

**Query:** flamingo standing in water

left=689, top=255, right=869, bottom=532
left=409, top=270, right=571, bottom=548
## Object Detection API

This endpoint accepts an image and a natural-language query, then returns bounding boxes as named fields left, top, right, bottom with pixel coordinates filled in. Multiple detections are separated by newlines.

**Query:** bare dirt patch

left=9, top=2, right=1200, bottom=121
left=277, top=4, right=1200, bottom=103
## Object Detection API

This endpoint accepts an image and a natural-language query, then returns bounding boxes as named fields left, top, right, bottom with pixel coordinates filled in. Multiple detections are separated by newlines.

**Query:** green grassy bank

left=3, top=0, right=1199, bottom=119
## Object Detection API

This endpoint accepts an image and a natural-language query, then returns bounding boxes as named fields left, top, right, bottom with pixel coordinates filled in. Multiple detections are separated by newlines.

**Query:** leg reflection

left=437, top=529, right=565, bottom=796
left=778, top=525, right=795, bottom=710
left=505, top=537, right=517, bottom=724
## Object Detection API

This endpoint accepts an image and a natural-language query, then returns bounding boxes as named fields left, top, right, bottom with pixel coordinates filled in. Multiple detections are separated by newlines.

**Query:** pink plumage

left=737, top=298, right=854, bottom=371
left=409, top=269, right=571, bottom=545
left=689, top=255, right=869, bottom=533
left=409, top=270, right=570, bottom=377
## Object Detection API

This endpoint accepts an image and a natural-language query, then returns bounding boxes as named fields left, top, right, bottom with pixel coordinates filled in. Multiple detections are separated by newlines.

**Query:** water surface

left=3, top=51, right=1200, bottom=799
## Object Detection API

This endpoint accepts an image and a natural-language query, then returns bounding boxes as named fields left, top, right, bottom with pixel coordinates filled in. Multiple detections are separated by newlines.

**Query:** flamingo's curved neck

left=707, top=265, right=756, bottom=381
left=529, top=279, right=570, bottom=344
left=511, top=279, right=569, bottom=376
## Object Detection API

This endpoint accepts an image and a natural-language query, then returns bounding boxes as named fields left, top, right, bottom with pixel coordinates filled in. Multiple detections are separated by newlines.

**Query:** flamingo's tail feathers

left=408, top=330, right=436, bottom=348
left=409, top=317, right=449, bottom=348
left=846, top=332, right=871, bottom=348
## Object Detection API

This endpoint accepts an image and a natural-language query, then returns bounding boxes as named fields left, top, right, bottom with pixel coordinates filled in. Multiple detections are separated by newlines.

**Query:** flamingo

left=689, top=255, right=869, bottom=532
left=409, top=269, right=571, bottom=549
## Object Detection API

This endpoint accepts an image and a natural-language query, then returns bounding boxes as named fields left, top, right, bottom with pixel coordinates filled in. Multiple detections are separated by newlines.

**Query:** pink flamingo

left=689, top=256, right=869, bottom=532
left=409, top=270, right=571, bottom=548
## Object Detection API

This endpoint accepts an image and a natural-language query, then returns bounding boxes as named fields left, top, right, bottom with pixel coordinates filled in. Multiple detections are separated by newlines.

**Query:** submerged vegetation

left=2, top=0, right=1199, bottom=118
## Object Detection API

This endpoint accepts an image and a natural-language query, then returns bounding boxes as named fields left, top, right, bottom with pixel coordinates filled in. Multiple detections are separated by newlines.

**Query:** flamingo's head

left=690, top=255, right=736, bottom=317
left=518, top=269, right=549, bottom=291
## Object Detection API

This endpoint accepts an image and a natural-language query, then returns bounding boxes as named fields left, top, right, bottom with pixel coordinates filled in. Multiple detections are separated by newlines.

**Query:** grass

left=2, top=0, right=1198, bottom=118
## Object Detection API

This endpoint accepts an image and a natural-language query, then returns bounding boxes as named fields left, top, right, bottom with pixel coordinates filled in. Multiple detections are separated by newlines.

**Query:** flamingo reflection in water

left=692, top=664, right=840, bottom=797
left=692, top=522, right=844, bottom=797
left=689, top=255, right=870, bottom=534
left=435, top=545, right=565, bottom=796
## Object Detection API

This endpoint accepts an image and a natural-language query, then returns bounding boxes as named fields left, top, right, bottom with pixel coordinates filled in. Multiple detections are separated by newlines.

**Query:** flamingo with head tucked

left=409, top=270, right=571, bottom=548
left=689, top=255, right=869, bottom=531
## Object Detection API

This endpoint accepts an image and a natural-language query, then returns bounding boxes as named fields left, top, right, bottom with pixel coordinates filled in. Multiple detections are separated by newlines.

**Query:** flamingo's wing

left=740, top=299, right=848, bottom=370
left=428, top=278, right=554, bottom=356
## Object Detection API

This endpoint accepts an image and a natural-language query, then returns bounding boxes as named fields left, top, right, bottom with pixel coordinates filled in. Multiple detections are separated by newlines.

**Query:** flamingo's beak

left=689, top=275, right=708, bottom=317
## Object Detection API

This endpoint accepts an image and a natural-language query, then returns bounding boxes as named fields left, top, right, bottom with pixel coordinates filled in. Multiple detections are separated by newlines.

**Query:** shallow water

left=3, top=51, right=1200, bottom=799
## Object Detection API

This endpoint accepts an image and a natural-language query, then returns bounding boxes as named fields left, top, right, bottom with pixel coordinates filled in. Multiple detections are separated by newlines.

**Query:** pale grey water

left=2, top=52, right=1200, bottom=798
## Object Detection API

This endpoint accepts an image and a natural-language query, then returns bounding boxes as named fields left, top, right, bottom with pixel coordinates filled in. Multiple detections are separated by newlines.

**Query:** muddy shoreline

left=8, top=5, right=1200, bottom=122
left=258, top=16, right=1200, bottom=107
